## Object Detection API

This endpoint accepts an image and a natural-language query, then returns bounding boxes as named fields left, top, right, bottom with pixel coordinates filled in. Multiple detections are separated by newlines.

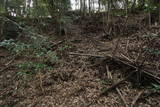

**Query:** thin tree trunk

left=80, top=0, right=83, bottom=13
left=98, top=0, right=101, bottom=12
left=4, top=0, right=8, bottom=13
left=130, top=0, right=136, bottom=12
left=88, top=0, right=91, bottom=13
left=83, top=0, right=86, bottom=16
left=26, top=0, right=32, bottom=18
left=125, top=0, right=128, bottom=16
left=149, top=12, right=151, bottom=28
left=110, top=0, right=116, bottom=9
left=92, top=0, right=95, bottom=13
left=158, top=2, right=160, bottom=24
left=139, top=0, right=145, bottom=10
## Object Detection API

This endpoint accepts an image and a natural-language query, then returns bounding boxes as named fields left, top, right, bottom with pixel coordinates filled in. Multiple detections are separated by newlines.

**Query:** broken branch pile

left=69, top=30, right=160, bottom=86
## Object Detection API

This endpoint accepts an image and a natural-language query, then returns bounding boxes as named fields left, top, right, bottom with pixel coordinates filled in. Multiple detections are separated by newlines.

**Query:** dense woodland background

left=0, top=0, right=160, bottom=107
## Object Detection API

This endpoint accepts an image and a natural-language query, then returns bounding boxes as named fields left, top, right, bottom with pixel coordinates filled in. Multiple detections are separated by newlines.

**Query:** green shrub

left=17, top=61, right=52, bottom=75
left=0, top=39, right=30, bottom=54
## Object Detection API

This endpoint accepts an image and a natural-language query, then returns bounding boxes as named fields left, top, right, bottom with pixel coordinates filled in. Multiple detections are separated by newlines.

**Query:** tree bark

left=130, top=0, right=136, bottom=12
left=98, top=0, right=101, bottom=12
left=4, top=0, right=8, bottom=13
left=158, top=2, right=160, bottom=24
left=138, top=0, right=145, bottom=10
left=88, top=0, right=91, bottom=13
left=83, top=0, right=86, bottom=16
left=80, top=0, right=83, bottom=13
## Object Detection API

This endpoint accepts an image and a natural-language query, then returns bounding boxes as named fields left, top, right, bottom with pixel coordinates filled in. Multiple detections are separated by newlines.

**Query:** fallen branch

left=116, top=88, right=128, bottom=107
left=106, top=64, right=128, bottom=107
left=131, top=90, right=144, bottom=107
left=100, top=71, right=135, bottom=96
left=5, top=54, right=18, bottom=66
left=0, top=54, right=18, bottom=74
left=51, top=40, right=64, bottom=47
left=112, top=56, right=160, bottom=82
left=0, top=64, right=14, bottom=74
left=69, top=52, right=160, bottom=82
left=140, top=91, right=160, bottom=100
left=69, top=52, right=106, bottom=58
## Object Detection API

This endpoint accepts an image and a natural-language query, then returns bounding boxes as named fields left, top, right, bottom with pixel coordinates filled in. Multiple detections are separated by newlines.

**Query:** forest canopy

left=0, top=0, right=159, bottom=18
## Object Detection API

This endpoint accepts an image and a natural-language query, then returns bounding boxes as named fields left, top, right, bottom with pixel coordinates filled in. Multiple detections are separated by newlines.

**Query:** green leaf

left=152, top=83, right=160, bottom=90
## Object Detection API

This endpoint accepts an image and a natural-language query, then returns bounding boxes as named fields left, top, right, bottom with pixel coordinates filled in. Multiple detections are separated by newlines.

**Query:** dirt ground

left=0, top=20, right=160, bottom=107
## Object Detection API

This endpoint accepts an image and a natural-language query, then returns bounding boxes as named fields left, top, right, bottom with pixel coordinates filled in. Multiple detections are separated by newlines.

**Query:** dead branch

left=106, top=64, right=112, bottom=79
left=39, top=73, right=45, bottom=94
left=51, top=40, right=64, bottom=47
left=106, top=63, right=128, bottom=107
left=0, top=64, right=14, bottom=74
left=69, top=52, right=106, bottom=58
left=114, top=57, right=160, bottom=82
left=116, top=88, right=129, bottom=107
left=0, top=54, right=18, bottom=74
left=69, top=52, right=160, bottom=82
left=100, top=71, right=135, bottom=96
left=131, top=90, right=144, bottom=107
left=120, top=53, right=133, bottom=63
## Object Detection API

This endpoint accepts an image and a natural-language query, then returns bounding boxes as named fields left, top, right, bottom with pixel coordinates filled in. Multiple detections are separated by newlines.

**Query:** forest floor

left=0, top=17, right=160, bottom=107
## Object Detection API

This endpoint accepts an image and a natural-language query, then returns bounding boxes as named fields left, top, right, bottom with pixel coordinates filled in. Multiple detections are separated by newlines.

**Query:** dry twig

left=131, top=90, right=144, bottom=107
left=51, top=40, right=64, bottom=47
left=0, top=54, right=18, bottom=74
left=116, top=88, right=128, bottom=107
left=100, top=71, right=135, bottom=96
left=69, top=52, right=106, bottom=58
left=69, top=52, right=160, bottom=82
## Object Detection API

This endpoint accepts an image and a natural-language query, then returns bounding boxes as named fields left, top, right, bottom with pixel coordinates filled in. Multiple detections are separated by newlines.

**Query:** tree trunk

left=159, top=3, right=160, bottom=25
left=149, top=12, right=151, bottom=28
left=98, top=0, right=101, bottom=12
left=92, top=0, right=95, bottom=13
left=4, top=0, right=8, bottom=13
left=80, top=0, right=83, bottom=13
left=88, top=0, right=91, bottom=13
left=130, top=0, right=136, bottom=12
left=125, top=0, right=128, bottom=16
left=83, top=0, right=86, bottom=16
left=138, top=0, right=145, bottom=10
